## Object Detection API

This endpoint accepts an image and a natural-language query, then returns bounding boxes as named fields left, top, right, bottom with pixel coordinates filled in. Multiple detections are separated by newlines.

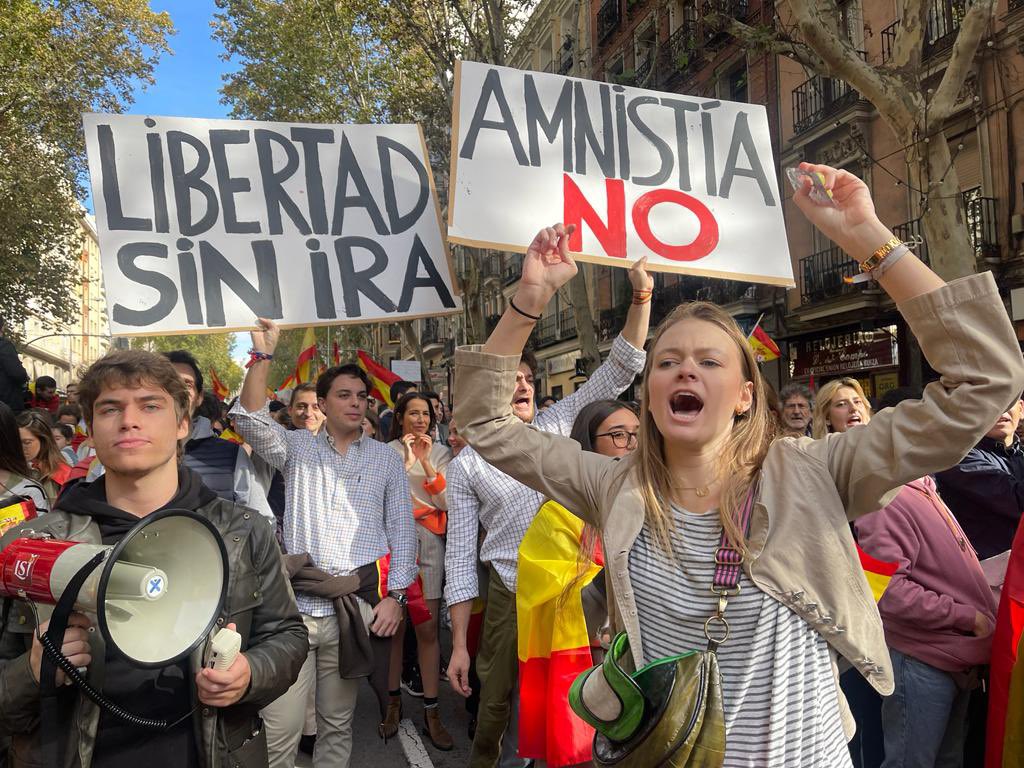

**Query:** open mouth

left=847, top=414, right=863, bottom=426
left=513, top=397, right=531, bottom=409
left=670, top=391, right=704, bottom=422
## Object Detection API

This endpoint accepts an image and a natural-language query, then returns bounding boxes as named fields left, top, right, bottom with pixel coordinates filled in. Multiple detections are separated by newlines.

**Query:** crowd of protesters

left=0, top=161, right=1023, bottom=768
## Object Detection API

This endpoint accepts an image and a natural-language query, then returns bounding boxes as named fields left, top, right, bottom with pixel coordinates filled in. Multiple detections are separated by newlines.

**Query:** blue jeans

left=880, top=649, right=971, bottom=768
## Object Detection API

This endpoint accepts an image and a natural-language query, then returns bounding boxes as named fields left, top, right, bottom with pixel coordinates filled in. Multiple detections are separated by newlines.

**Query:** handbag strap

left=705, top=476, right=759, bottom=651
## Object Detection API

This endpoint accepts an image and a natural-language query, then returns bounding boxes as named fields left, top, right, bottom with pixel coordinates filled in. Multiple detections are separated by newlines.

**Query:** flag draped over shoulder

left=357, top=350, right=401, bottom=407
left=747, top=323, right=781, bottom=363
left=986, top=520, right=1024, bottom=767
left=517, top=500, right=601, bottom=768
left=857, top=545, right=897, bottom=602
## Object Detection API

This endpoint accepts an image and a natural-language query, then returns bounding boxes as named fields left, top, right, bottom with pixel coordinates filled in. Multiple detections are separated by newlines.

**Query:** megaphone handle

left=38, top=549, right=107, bottom=768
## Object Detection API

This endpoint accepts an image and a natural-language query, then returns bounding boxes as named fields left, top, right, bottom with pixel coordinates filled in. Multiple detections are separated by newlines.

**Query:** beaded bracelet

left=245, top=349, right=274, bottom=368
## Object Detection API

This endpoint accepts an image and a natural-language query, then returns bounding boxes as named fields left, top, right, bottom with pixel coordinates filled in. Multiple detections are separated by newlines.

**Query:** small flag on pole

left=294, top=328, right=319, bottom=384
left=357, top=350, right=401, bottom=407
left=747, top=314, right=781, bottom=363
left=332, top=342, right=342, bottom=367
left=209, top=368, right=230, bottom=401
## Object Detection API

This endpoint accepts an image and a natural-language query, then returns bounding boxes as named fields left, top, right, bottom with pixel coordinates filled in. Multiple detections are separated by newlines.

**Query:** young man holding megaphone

left=0, top=350, right=308, bottom=767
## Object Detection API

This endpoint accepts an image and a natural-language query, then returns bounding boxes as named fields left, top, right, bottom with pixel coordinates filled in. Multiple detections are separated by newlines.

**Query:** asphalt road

left=294, top=627, right=475, bottom=768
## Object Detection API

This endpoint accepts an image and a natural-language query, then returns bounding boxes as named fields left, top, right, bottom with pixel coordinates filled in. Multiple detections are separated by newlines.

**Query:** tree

left=0, top=0, right=173, bottom=332
left=717, top=0, right=995, bottom=280
left=131, top=334, right=243, bottom=394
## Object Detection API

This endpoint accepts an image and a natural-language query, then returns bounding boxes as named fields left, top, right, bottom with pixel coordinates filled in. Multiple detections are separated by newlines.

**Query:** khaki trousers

left=470, top=566, right=520, bottom=768
left=262, top=613, right=360, bottom=768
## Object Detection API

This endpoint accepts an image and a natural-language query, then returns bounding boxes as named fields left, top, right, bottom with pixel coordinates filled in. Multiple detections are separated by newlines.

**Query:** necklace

left=670, top=479, right=717, bottom=498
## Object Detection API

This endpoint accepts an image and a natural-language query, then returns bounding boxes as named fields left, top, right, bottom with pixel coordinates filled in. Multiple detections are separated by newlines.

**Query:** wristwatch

left=387, top=591, right=408, bottom=608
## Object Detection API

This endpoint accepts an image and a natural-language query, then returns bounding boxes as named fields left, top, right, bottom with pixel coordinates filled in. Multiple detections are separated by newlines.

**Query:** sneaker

left=401, top=666, right=424, bottom=697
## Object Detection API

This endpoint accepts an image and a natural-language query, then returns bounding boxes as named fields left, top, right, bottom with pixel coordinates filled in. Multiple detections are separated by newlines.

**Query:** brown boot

left=379, top=695, right=402, bottom=741
left=422, top=705, right=453, bottom=750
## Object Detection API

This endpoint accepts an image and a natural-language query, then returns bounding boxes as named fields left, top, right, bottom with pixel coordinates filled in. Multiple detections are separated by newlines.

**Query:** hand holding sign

left=628, top=256, right=653, bottom=293
left=515, top=223, right=578, bottom=316
left=250, top=318, right=280, bottom=355
left=791, top=162, right=889, bottom=264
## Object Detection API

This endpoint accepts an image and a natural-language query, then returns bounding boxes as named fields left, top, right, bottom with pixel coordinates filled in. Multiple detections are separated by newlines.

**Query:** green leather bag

left=567, top=480, right=758, bottom=767
left=568, top=632, right=726, bottom=767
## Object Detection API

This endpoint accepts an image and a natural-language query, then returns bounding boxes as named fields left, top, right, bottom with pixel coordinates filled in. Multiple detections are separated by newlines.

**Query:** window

left=552, top=385, right=564, bottom=399
left=719, top=66, right=748, bottom=102
left=605, top=54, right=625, bottom=83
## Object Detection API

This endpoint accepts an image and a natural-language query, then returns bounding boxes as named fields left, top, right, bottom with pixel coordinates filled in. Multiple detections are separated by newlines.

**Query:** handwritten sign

left=83, top=114, right=460, bottom=336
left=448, top=61, right=794, bottom=286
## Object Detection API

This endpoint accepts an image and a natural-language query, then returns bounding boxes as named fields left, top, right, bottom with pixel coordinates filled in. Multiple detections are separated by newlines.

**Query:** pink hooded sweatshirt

left=854, top=475, right=997, bottom=673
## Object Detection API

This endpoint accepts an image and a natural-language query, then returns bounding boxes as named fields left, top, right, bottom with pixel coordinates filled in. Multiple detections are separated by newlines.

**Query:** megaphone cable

left=28, top=593, right=198, bottom=730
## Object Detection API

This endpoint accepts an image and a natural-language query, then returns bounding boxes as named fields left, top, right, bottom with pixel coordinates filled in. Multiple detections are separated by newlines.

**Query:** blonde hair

left=634, top=303, right=778, bottom=554
left=811, top=377, right=872, bottom=439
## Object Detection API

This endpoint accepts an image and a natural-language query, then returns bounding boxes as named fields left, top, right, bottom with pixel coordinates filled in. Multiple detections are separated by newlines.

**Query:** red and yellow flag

left=218, top=427, right=245, bottom=445
left=857, top=544, right=898, bottom=602
left=0, top=496, right=38, bottom=536
left=986, top=521, right=1024, bottom=767
left=517, top=501, right=600, bottom=767
left=295, top=327, right=319, bottom=384
left=209, top=367, right=230, bottom=401
left=332, top=342, right=342, bottom=366
left=747, top=323, right=781, bottom=363
left=357, top=350, right=401, bottom=407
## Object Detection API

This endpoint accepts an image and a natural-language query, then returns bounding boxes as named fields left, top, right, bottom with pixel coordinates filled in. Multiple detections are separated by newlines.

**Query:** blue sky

left=115, top=1, right=249, bottom=361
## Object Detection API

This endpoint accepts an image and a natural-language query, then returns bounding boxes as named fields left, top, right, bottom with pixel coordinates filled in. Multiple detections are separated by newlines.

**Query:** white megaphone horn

left=0, top=508, right=229, bottom=668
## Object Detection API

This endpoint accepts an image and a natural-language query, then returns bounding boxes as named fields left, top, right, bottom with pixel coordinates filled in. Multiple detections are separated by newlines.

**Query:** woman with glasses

left=17, top=411, right=72, bottom=507
left=454, top=162, right=1024, bottom=766
left=515, top=399, right=640, bottom=767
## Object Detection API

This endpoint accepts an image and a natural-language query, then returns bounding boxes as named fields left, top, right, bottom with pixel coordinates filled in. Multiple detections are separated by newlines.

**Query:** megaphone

left=0, top=508, right=229, bottom=667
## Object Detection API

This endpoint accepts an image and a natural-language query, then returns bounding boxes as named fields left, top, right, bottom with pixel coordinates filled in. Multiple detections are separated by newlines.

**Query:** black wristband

left=509, top=297, right=541, bottom=322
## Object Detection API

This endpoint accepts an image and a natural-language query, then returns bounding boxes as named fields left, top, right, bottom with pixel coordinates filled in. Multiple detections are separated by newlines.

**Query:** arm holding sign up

left=230, top=319, right=289, bottom=472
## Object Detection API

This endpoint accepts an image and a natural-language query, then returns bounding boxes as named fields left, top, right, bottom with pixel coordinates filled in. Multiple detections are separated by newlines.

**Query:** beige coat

left=454, top=272, right=1024, bottom=735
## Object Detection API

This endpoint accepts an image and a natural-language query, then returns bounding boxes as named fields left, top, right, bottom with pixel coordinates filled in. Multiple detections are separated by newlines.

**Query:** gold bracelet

left=859, top=237, right=902, bottom=274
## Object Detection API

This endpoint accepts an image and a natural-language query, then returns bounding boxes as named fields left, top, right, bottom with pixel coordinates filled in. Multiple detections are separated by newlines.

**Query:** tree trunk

left=570, top=265, right=602, bottom=375
left=459, top=246, right=486, bottom=343
left=896, top=117, right=976, bottom=281
left=398, top=320, right=431, bottom=384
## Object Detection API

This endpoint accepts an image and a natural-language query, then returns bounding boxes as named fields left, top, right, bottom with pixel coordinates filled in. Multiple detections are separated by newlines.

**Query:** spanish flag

left=517, top=501, right=601, bottom=767
left=747, top=319, right=781, bottom=363
left=209, top=367, right=230, bottom=401
left=986, top=520, right=1024, bottom=767
left=357, top=350, right=401, bottom=408
left=332, top=342, right=342, bottom=366
left=0, top=496, right=38, bottom=536
left=218, top=427, right=245, bottom=445
left=857, top=544, right=897, bottom=602
left=295, top=327, right=319, bottom=384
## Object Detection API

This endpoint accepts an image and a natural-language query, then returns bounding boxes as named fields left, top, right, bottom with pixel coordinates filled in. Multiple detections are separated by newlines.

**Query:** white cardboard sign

left=448, top=61, right=794, bottom=287
left=83, top=114, right=461, bottom=336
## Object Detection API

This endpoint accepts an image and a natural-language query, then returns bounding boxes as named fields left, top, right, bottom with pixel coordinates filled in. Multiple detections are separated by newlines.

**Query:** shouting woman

left=453, top=163, right=1024, bottom=766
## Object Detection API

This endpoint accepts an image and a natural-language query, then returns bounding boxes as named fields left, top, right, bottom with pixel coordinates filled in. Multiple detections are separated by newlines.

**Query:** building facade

left=19, top=214, right=110, bottom=390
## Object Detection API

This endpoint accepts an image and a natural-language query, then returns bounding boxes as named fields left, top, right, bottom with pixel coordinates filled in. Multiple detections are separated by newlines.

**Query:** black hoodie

left=55, top=468, right=217, bottom=768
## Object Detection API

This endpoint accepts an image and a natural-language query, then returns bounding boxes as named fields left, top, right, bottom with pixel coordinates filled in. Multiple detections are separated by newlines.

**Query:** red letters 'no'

left=564, top=175, right=719, bottom=262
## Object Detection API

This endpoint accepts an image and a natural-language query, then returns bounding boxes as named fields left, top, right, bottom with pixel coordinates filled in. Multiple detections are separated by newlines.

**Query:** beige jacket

left=454, top=272, right=1024, bottom=733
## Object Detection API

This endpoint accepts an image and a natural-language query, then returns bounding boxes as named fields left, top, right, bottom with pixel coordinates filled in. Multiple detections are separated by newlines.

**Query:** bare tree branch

left=930, top=0, right=996, bottom=119
left=446, top=0, right=489, bottom=62
left=722, top=17, right=827, bottom=74
left=889, top=0, right=926, bottom=70
left=787, top=0, right=911, bottom=123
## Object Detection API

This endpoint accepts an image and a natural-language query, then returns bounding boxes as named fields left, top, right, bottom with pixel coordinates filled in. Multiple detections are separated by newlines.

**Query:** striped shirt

left=629, top=506, right=851, bottom=767
left=444, top=334, right=646, bottom=605
left=231, top=402, right=416, bottom=617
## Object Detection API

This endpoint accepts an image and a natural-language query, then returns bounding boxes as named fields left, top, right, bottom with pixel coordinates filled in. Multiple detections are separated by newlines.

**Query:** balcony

left=558, top=308, right=578, bottom=339
left=599, top=303, right=630, bottom=342
left=536, top=314, right=559, bottom=346
left=656, top=21, right=701, bottom=89
left=387, top=324, right=401, bottom=344
left=703, top=0, right=750, bottom=46
left=502, top=254, right=524, bottom=285
left=421, top=317, right=442, bottom=348
left=799, top=245, right=860, bottom=305
left=695, top=280, right=760, bottom=306
left=480, top=253, right=501, bottom=281
left=879, top=0, right=967, bottom=64
left=597, top=0, right=621, bottom=45
left=791, top=70, right=861, bottom=134
left=962, top=186, right=998, bottom=259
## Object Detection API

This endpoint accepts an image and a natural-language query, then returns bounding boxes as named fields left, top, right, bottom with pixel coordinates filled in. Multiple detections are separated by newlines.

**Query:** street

left=295, top=627, right=474, bottom=768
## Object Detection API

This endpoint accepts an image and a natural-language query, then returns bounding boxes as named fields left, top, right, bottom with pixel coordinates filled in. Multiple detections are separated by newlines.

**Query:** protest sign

left=83, top=114, right=460, bottom=336
left=448, top=61, right=794, bottom=287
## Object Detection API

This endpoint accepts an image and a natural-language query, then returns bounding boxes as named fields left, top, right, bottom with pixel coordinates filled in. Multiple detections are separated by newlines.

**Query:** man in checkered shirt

left=445, top=275, right=650, bottom=766
left=231, top=319, right=415, bottom=768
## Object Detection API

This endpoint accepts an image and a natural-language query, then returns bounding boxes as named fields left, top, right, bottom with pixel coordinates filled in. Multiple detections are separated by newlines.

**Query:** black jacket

left=0, top=337, right=27, bottom=413
left=935, top=435, right=1024, bottom=559
left=0, top=468, right=308, bottom=767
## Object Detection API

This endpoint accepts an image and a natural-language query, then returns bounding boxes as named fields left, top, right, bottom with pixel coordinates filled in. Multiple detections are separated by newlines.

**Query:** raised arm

left=791, top=163, right=1024, bottom=518
left=231, top=318, right=289, bottom=471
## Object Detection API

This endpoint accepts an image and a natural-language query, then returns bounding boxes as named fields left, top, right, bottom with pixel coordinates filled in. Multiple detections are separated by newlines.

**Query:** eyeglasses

left=594, top=430, right=638, bottom=448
